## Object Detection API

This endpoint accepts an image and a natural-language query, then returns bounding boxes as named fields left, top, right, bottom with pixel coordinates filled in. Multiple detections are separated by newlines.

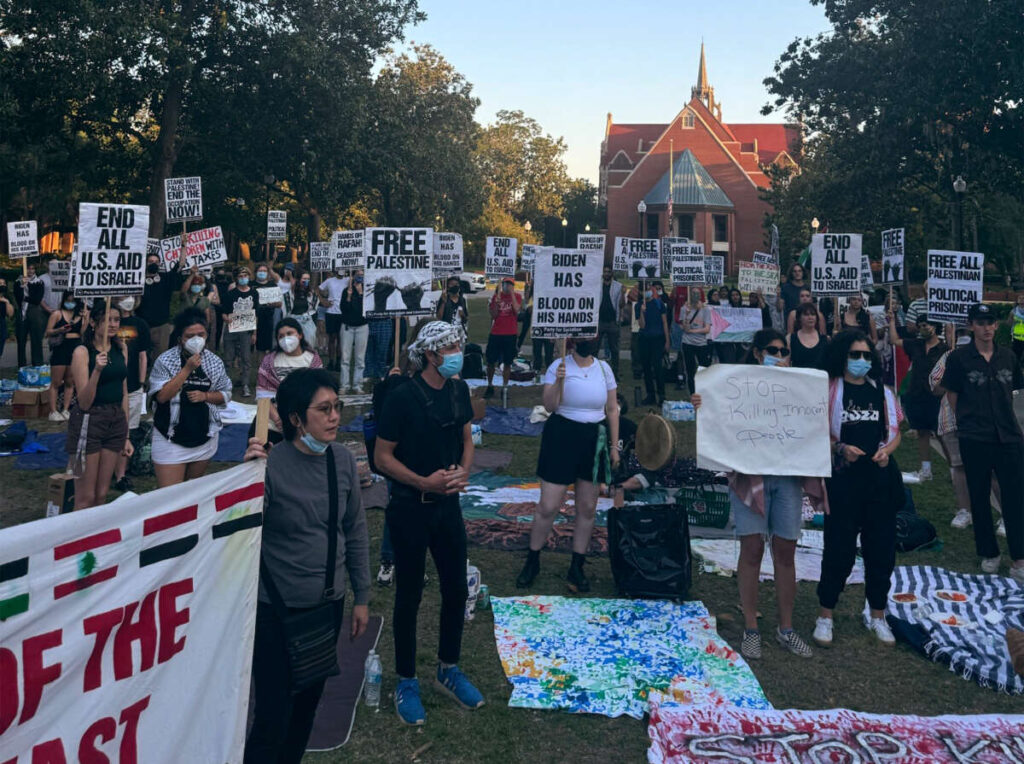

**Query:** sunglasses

left=848, top=350, right=872, bottom=360
left=763, top=346, right=791, bottom=357
left=307, top=400, right=344, bottom=416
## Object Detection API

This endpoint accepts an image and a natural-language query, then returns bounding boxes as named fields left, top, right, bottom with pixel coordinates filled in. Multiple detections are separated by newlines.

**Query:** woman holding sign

left=516, top=337, right=619, bottom=593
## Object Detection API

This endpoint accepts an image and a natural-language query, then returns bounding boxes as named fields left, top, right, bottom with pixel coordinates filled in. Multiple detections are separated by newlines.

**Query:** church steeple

left=691, top=43, right=722, bottom=121
left=695, top=42, right=709, bottom=95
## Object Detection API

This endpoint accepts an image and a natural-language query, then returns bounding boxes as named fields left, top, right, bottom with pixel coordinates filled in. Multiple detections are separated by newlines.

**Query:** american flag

left=666, top=191, right=673, bottom=232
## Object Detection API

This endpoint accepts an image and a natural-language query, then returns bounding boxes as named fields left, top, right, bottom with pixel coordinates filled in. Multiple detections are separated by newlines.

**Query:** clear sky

left=402, top=0, right=832, bottom=183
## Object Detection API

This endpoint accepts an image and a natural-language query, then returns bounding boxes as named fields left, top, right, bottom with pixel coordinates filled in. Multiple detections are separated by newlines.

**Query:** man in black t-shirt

left=138, top=252, right=178, bottom=361
left=373, top=321, right=483, bottom=726
left=222, top=267, right=259, bottom=396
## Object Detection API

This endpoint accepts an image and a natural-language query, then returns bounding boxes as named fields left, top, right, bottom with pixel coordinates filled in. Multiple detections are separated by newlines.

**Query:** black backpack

left=462, top=343, right=485, bottom=379
left=607, top=504, right=693, bottom=599
left=895, top=487, right=939, bottom=552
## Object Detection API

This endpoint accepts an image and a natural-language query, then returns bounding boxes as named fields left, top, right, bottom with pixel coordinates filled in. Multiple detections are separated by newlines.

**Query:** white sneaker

left=60, top=409, right=70, bottom=420
left=997, top=519, right=1007, bottom=538
left=917, top=465, right=932, bottom=481
left=951, top=508, right=972, bottom=529
left=812, top=617, right=833, bottom=647
left=47, top=410, right=64, bottom=422
left=867, top=616, right=896, bottom=646
left=981, top=556, right=1002, bottom=574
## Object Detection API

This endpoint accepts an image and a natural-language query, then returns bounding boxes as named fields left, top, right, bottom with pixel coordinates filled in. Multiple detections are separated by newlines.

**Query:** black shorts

left=49, top=338, right=80, bottom=367
left=485, top=333, right=517, bottom=366
left=537, top=413, right=610, bottom=485
left=325, top=314, right=343, bottom=335
left=902, top=393, right=940, bottom=432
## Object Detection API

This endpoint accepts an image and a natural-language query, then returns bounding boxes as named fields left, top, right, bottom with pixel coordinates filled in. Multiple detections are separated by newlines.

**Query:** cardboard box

left=12, top=389, right=44, bottom=419
left=46, top=473, right=75, bottom=517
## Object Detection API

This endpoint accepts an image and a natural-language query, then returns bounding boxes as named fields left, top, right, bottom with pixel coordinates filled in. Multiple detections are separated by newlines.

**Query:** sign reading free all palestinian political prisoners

left=309, top=241, right=334, bottom=272
left=613, top=237, right=660, bottom=278
left=433, top=232, right=464, bottom=278
left=267, top=210, right=287, bottom=242
left=73, top=203, right=149, bottom=296
left=670, top=250, right=706, bottom=286
left=332, top=229, right=364, bottom=270
left=737, top=261, right=779, bottom=298
left=811, top=233, right=862, bottom=296
left=647, top=704, right=1024, bottom=764
left=6, top=220, right=38, bottom=257
left=532, top=248, right=603, bottom=339
left=363, top=227, right=438, bottom=317
left=163, top=176, right=202, bottom=223
left=0, top=461, right=264, bottom=763
left=485, top=237, right=517, bottom=279
left=882, top=227, right=905, bottom=284
left=928, top=249, right=984, bottom=325
left=695, top=364, right=831, bottom=477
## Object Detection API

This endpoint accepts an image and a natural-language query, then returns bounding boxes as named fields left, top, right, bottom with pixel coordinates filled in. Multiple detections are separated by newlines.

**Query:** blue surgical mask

left=300, top=431, right=331, bottom=454
left=763, top=354, right=782, bottom=367
left=355, top=276, right=364, bottom=285
left=237, top=277, right=249, bottom=286
left=256, top=271, right=268, bottom=281
left=437, top=352, right=463, bottom=379
left=847, top=358, right=872, bottom=378
left=190, top=284, right=202, bottom=294
left=63, top=301, right=76, bottom=310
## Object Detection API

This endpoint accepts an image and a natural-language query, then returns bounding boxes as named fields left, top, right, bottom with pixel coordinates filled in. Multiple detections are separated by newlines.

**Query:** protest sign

left=267, top=210, right=287, bottom=242
left=708, top=306, right=762, bottom=343
left=48, top=259, right=70, bottom=292
left=695, top=364, right=831, bottom=476
left=228, top=292, right=256, bottom=332
left=485, top=237, right=517, bottom=279
left=663, top=239, right=702, bottom=285
left=811, top=233, right=862, bottom=296
left=531, top=248, right=603, bottom=339
left=73, top=203, right=148, bottom=297
left=147, top=237, right=162, bottom=270
left=331, top=229, right=364, bottom=270
left=704, top=256, right=724, bottom=287
left=363, top=227, right=438, bottom=317
left=737, top=261, right=779, bottom=298
left=6, top=220, right=38, bottom=258
left=752, top=251, right=774, bottom=265
left=256, top=286, right=282, bottom=306
left=670, top=251, right=705, bottom=286
left=159, top=227, right=227, bottom=272
left=0, top=461, right=263, bottom=763
left=927, top=249, right=984, bottom=325
left=613, top=237, right=660, bottom=278
left=577, top=234, right=606, bottom=255
left=648, top=704, right=1024, bottom=764
left=433, top=232, right=464, bottom=278
left=309, top=241, right=334, bottom=273
left=163, top=176, right=202, bottom=224
left=881, top=227, right=905, bottom=284
left=861, top=254, right=875, bottom=290
left=521, top=245, right=552, bottom=277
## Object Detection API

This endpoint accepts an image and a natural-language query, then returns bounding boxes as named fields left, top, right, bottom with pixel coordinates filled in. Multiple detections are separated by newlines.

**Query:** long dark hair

left=82, top=301, right=124, bottom=352
left=823, top=329, right=881, bottom=380
left=274, top=317, right=312, bottom=353
left=58, top=291, right=84, bottom=317
left=743, top=328, right=787, bottom=364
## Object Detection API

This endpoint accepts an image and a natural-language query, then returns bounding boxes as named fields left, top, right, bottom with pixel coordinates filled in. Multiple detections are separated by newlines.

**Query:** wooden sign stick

left=255, top=397, right=270, bottom=445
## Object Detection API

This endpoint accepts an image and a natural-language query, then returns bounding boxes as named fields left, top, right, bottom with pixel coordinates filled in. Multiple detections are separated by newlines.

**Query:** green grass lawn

left=2, top=293, right=1021, bottom=763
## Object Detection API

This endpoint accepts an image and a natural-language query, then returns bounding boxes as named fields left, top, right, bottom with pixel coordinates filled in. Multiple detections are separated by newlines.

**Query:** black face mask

left=216, top=274, right=227, bottom=282
left=448, top=286, right=460, bottom=296
left=574, top=340, right=597, bottom=358
left=602, top=275, right=612, bottom=283
left=147, top=263, right=159, bottom=274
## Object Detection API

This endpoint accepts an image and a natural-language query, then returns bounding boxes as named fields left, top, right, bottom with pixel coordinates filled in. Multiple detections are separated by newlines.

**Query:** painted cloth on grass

left=492, top=596, right=769, bottom=719
left=692, top=530, right=865, bottom=584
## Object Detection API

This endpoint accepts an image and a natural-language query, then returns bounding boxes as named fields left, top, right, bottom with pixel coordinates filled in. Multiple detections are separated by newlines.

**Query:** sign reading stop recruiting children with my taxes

left=160, top=227, right=228, bottom=271
left=485, top=237, right=517, bottom=279
left=163, top=176, right=203, bottom=224
left=811, top=233, right=862, bottom=297
left=882, top=227, right=905, bottom=284
left=363, top=228, right=438, bottom=317
left=613, top=237, right=660, bottom=279
left=433, top=232, right=464, bottom=278
left=6, top=220, right=38, bottom=258
left=73, top=203, right=148, bottom=296
left=695, top=364, right=831, bottom=477
left=927, top=250, right=984, bottom=325
left=531, top=248, right=603, bottom=339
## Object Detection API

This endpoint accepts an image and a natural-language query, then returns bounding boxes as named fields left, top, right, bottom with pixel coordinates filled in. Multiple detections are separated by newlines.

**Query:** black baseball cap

left=967, top=303, right=994, bottom=322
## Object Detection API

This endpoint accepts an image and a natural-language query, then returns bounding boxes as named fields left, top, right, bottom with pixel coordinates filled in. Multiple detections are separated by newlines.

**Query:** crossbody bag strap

left=323, top=444, right=339, bottom=600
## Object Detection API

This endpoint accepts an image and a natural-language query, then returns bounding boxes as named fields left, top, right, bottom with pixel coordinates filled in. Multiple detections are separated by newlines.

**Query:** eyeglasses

left=848, top=350, right=872, bottom=360
left=307, top=401, right=344, bottom=416
left=763, top=346, right=791, bottom=357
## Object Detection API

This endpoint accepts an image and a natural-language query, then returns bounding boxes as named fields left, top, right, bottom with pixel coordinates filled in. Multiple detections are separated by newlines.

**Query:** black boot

left=567, top=552, right=590, bottom=593
left=516, top=549, right=540, bottom=588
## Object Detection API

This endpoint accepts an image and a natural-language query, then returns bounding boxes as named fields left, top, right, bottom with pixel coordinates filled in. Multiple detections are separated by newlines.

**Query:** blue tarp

left=479, top=406, right=543, bottom=437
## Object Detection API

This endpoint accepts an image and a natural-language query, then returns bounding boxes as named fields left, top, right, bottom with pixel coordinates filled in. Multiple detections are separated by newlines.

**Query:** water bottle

left=465, top=562, right=481, bottom=621
left=364, top=649, right=382, bottom=708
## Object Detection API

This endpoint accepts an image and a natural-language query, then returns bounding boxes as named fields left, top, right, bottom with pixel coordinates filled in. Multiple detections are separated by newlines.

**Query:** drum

left=635, top=413, right=675, bottom=472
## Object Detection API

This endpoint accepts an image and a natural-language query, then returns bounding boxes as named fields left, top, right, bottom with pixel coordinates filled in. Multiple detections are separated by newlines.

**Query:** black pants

left=531, top=338, right=553, bottom=372
left=818, top=463, right=898, bottom=612
left=17, top=304, right=46, bottom=366
left=244, top=598, right=345, bottom=764
left=960, top=438, right=1024, bottom=560
left=681, top=344, right=712, bottom=395
left=597, top=319, right=620, bottom=375
left=630, top=332, right=643, bottom=378
left=639, top=333, right=665, bottom=399
left=386, top=495, right=468, bottom=678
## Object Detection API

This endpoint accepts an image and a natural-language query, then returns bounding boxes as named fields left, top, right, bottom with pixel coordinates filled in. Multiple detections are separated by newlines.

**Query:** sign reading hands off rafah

left=695, top=364, right=831, bottom=477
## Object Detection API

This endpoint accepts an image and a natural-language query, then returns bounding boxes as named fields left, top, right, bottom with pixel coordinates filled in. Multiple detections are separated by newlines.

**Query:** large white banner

left=74, top=203, right=149, bottom=297
left=0, top=462, right=264, bottom=763
left=433, top=232, right=464, bottom=278
left=695, top=364, right=831, bottom=477
left=6, top=220, right=38, bottom=258
left=163, top=177, right=203, bottom=224
left=881, top=227, right=905, bottom=284
left=810, top=233, right=862, bottom=297
left=363, top=227, right=437, bottom=317
left=485, top=237, right=517, bottom=279
left=531, top=248, right=603, bottom=339
left=613, top=237, right=660, bottom=278
left=331, top=230, right=364, bottom=271
left=927, top=249, right=984, bottom=325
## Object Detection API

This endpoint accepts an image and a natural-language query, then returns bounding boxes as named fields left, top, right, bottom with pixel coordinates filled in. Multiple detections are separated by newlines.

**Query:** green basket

left=678, top=484, right=731, bottom=529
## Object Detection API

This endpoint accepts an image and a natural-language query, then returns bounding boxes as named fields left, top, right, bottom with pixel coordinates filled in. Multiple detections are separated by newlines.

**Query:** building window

left=646, top=214, right=659, bottom=239
left=677, top=214, right=695, bottom=240
left=713, top=214, right=729, bottom=242
left=682, top=111, right=695, bottom=129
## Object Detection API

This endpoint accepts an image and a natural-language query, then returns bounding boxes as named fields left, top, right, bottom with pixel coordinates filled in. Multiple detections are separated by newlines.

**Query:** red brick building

left=599, top=45, right=801, bottom=275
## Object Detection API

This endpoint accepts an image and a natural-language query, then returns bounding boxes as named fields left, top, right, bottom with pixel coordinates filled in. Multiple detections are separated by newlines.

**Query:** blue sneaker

left=435, top=664, right=485, bottom=709
left=394, top=678, right=425, bottom=726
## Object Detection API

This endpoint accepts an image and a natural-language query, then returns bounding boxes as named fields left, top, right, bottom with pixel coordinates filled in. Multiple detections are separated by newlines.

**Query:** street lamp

left=637, top=200, right=647, bottom=237
left=811, top=217, right=819, bottom=234
left=953, top=175, right=966, bottom=251
left=524, top=220, right=532, bottom=232
left=585, top=223, right=591, bottom=232
left=561, top=217, right=568, bottom=247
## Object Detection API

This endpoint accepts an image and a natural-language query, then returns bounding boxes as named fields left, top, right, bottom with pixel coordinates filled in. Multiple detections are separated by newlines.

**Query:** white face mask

left=279, top=335, right=300, bottom=353
left=184, top=336, right=206, bottom=356
left=118, top=297, right=135, bottom=313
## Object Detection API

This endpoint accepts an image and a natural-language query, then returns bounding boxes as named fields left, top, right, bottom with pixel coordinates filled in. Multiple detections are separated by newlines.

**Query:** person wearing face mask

left=597, top=266, right=624, bottom=377
left=181, top=266, right=219, bottom=331
left=815, top=330, right=903, bottom=648
left=679, top=290, right=712, bottom=396
left=318, top=268, right=350, bottom=371
left=14, top=263, right=49, bottom=367
left=149, top=308, right=232, bottom=487
left=137, top=253, right=180, bottom=362
left=282, top=268, right=319, bottom=348
left=339, top=270, right=368, bottom=394
left=256, top=318, right=324, bottom=445
left=253, top=264, right=283, bottom=369
left=45, top=292, right=85, bottom=421
left=516, top=335, right=619, bottom=593
left=636, top=280, right=669, bottom=405
left=212, top=268, right=232, bottom=351
left=373, top=321, right=481, bottom=727
left=691, top=329, right=820, bottom=660
left=112, top=295, right=151, bottom=492
left=223, top=266, right=260, bottom=397
left=436, top=276, right=468, bottom=331
left=484, top=277, right=522, bottom=399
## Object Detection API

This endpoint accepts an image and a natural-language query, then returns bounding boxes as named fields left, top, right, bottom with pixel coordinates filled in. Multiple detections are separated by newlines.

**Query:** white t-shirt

left=320, top=277, right=348, bottom=314
left=544, top=355, right=616, bottom=423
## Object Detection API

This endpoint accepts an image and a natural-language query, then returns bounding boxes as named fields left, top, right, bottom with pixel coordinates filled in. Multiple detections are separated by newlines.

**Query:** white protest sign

left=661, top=237, right=688, bottom=275
left=485, top=237, right=517, bottom=279
left=738, top=261, right=780, bottom=298
left=182, top=226, right=227, bottom=271
left=752, top=251, right=775, bottom=266
left=927, top=249, right=984, bottom=325
left=147, top=237, right=162, bottom=270
left=6, top=220, right=38, bottom=258
left=613, top=237, right=660, bottom=278
left=163, top=176, right=203, bottom=223
left=696, top=364, right=831, bottom=476
left=577, top=234, right=606, bottom=255
left=267, top=210, right=287, bottom=242
left=256, top=286, right=282, bottom=306
left=363, top=227, right=438, bottom=317
left=705, top=256, right=725, bottom=287
left=331, top=230, right=364, bottom=270
left=73, top=203, right=149, bottom=297
left=0, top=461, right=264, bottom=763
left=671, top=250, right=706, bottom=286
left=309, top=241, right=334, bottom=273
left=48, top=260, right=70, bottom=292
left=520, top=245, right=551, bottom=277
left=228, top=292, right=257, bottom=333
left=433, top=232, right=464, bottom=278
left=708, top=306, right=763, bottom=342
left=881, top=227, right=905, bottom=284
left=861, top=254, right=875, bottom=291
left=531, top=248, right=603, bottom=339
left=810, top=233, right=862, bottom=296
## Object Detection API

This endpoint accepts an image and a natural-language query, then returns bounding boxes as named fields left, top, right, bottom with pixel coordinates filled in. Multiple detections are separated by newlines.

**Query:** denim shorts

left=730, top=475, right=803, bottom=540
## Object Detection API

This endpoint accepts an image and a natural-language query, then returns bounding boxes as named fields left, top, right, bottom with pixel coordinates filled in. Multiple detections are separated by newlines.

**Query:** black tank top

left=87, top=344, right=127, bottom=406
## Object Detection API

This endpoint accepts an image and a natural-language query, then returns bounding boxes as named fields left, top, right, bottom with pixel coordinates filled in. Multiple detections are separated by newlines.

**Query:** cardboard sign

left=6, top=220, right=38, bottom=258
left=738, top=261, right=780, bottom=298
left=881, top=227, right=905, bottom=284
left=613, top=237, right=660, bottom=278
left=531, top=248, right=603, bottom=339
left=433, top=232, right=464, bottom=278
left=73, top=203, right=149, bottom=296
left=485, top=237, right=517, bottom=279
left=267, top=210, right=287, bottom=242
left=363, top=227, right=438, bottom=317
left=256, top=286, right=282, bottom=306
left=577, top=234, right=606, bottom=255
left=163, top=176, right=203, bottom=223
left=752, top=251, right=775, bottom=265
left=927, top=249, right=984, bottom=325
left=48, top=260, right=70, bottom=292
left=861, top=254, right=875, bottom=290
left=696, top=364, right=831, bottom=477
left=228, top=292, right=257, bottom=333
left=309, top=241, right=334, bottom=272
left=704, top=256, right=725, bottom=287
left=708, top=306, right=763, bottom=342
left=331, top=229, right=364, bottom=270
left=811, top=233, right=862, bottom=296
left=0, top=462, right=263, bottom=763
